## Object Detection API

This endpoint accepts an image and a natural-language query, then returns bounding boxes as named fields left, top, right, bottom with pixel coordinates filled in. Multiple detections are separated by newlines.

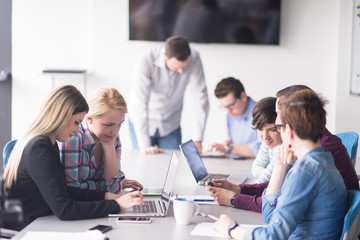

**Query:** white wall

left=12, top=0, right=360, bottom=166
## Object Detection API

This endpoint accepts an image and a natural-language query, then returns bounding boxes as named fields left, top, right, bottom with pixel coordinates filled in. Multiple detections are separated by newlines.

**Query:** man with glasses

left=207, top=85, right=359, bottom=213
left=205, top=77, right=261, bottom=158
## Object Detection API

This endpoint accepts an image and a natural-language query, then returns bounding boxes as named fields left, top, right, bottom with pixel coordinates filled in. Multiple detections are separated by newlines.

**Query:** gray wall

left=0, top=0, right=12, bottom=170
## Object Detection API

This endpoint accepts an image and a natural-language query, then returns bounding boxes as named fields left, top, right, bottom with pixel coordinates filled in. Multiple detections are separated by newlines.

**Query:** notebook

left=180, top=140, right=230, bottom=185
left=109, top=153, right=179, bottom=217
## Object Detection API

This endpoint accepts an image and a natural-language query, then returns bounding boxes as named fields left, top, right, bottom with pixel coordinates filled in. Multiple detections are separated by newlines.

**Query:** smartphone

left=89, top=224, right=112, bottom=233
left=117, top=217, right=152, bottom=223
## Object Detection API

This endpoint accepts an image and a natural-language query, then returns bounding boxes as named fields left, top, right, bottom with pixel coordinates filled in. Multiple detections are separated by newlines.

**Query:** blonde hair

left=4, top=85, right=88, bottom=188
left=87, top=87, right=127, bottom=117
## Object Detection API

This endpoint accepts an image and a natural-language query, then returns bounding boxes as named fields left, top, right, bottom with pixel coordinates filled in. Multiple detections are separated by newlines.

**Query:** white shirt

left=130, top=46, right=209, bottom=148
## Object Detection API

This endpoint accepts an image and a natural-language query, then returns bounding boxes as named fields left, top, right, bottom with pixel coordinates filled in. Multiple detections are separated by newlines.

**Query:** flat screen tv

left=129, top=0, right=281, bottom=45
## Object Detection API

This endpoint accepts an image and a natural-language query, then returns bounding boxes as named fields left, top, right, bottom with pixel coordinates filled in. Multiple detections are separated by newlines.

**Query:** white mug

left=173, top=198, right=200, bottom=225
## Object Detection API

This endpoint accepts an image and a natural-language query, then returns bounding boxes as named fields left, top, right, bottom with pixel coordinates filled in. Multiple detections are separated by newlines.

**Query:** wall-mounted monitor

left=129, top=0, right=281, bottom=45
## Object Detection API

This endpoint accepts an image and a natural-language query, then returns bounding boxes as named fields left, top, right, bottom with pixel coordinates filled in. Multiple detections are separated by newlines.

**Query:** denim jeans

left=150, top=127, right=181, bottom=150
left=128, top=118, right=181, bottom=150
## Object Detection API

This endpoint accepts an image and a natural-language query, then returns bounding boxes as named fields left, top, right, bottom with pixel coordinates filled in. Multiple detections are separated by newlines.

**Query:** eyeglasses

left=220, top=98, right=238, bottom=109
left=275, top=123, right=297, bottom=132
left=274, top=124, right=284, bottom=132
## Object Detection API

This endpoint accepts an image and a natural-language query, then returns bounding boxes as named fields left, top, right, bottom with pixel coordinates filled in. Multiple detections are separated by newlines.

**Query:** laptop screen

left=180, top=140, right=208, bottom=182
left=161, top=153, right=179, bottom=203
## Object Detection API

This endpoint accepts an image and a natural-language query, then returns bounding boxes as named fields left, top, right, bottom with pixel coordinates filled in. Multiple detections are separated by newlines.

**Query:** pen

left=194, top=199, right=214, bottom=202
left=207, top=214, right=220, bottom=221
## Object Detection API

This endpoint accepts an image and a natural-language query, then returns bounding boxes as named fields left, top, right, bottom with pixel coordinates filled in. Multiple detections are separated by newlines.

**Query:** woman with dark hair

left=213, top=89, right=347, bottom=239
left=207, top=97, right=281, bottom=206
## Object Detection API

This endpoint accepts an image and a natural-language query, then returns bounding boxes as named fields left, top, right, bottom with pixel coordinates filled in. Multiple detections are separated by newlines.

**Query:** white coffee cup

left=173, top=198, right=200, bottom=225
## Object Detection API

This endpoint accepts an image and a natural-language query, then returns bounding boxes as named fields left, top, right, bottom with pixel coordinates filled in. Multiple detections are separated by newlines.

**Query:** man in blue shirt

left=205, top=77, right=261, bottom=158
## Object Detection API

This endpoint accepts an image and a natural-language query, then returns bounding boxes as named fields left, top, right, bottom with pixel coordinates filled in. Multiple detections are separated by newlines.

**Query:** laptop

left=180, top=140, right=231, bottom=185
left=109, top=153, right=179, bottom=217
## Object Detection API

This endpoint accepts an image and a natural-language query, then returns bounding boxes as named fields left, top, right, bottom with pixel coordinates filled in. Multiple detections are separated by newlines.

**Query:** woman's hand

left=213, top=215, right=235, bottom=236
left=122, top=178, right=143, bottom=191
left=115, top=191, right=145, bottom=210
left=275, top=144, right=296, bottom=165
left=213, top=215, right=246, bottom=240
left=141, top=145, right=165, bottom=154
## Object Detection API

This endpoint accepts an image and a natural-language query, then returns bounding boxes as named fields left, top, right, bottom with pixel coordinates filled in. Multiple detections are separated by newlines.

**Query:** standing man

left=205, top=77, right=261, bottom=158
left=130, top=36, right=209, bottom=154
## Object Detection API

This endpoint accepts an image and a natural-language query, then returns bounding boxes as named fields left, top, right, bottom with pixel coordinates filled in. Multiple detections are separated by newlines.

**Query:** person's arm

left=265, top=146, right=293, bottom=195
left=254, top=164, right=317, bottom=239
left=187, top=51, right=209, bottom=152
left=251, top=143, right=270, bottom=178
left=131, top=52, right=153, bottom=149
left=59, top=135, right=98, bottom=190
left=100, top=136, right=125, bottom=193
left=239, top=181, right=269, bottom=196
left=321, top=129, right=360, bottom=190
left=233, top=194, right=263, bottom=213
left=254, top=146, right=278, bottom=184
left=232, top=181, right=269, bottom=212
left=26, top=139, right=120, bottom=220
left=205, top=143, right=255, bottom=158
left=212, top=215, right=247, bottom=239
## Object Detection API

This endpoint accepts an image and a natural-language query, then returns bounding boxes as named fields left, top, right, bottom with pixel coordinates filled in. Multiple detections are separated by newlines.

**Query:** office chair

left=2, top=139, right=17, bottom=168
left=341, top=190, right=360, bottom=240
left=336, top=132, right=359, bottom=166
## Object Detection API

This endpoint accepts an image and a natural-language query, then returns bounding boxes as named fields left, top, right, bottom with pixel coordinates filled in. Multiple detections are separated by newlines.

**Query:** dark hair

left=278, top=89, right=327, bottom=142
left=252, top=97, right=277, bottom=129
left=276, top=85, right=311, bottom=98
left=72, top=88, right=89, bottom=115
left=214, top=77, right=245, bottom=99
left=165, top=36, right=191, bottom=61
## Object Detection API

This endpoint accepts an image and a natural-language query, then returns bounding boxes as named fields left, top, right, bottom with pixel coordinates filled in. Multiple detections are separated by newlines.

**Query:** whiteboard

left=351, top=0, right=360, bottom=95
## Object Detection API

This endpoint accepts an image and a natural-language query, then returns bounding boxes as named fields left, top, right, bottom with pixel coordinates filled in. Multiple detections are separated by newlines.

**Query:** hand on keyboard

left=115, top=190, right=145, bottom=210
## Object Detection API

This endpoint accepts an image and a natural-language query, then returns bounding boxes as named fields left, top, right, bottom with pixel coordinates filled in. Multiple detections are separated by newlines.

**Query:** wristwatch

left=230, top=194, right=237, bottom=208
left=228, top=221, right=239, bottom=239
left=225, top=143, right=233, bottom=154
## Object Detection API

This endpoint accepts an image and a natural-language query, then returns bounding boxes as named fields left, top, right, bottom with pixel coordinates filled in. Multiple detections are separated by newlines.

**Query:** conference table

left=12, top=150, right=265, bottom=240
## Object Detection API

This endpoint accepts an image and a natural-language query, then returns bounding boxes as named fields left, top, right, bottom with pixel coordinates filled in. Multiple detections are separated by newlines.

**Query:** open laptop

left=180, top=140, right=231, bottom=185
left=109, top=153, right=179, bottom=217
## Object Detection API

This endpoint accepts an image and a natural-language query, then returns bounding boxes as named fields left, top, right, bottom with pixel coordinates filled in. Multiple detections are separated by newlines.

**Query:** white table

left=12, top=150, right=265, bottom=240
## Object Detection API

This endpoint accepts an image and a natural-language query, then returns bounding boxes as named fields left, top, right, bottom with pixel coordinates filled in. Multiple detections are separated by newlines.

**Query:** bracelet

left=230, top=194, right=237, bottom=208
left=225, top=143, right=233, bottom=154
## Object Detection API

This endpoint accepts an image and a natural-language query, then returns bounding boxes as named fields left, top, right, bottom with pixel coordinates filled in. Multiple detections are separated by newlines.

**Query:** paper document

left=191, top=222, right=266, bottom=238
left=20, top=230, right=107, bottom=240
left=190, top=222, right=226, bottom=238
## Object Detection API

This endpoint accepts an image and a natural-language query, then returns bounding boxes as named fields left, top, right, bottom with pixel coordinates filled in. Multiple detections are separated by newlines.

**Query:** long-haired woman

left=4, top=85, right=144, bottom=229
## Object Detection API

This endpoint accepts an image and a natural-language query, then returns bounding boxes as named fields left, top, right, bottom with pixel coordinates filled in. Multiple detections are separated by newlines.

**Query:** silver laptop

left=180, top=139, right=230, bottom=185
left=109, top=153, right=179, bottom=217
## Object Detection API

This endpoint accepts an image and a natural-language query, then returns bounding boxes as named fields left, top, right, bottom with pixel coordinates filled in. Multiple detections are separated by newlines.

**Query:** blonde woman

left=4, top=85, right=144, bottom=230
left=59, top=87, right=142, bottom=193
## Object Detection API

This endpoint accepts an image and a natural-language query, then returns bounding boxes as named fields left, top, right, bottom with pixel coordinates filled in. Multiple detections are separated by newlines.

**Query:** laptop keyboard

left=202, top=174, right=229, bottom=182
left=133, top=200, right=157, bottom=213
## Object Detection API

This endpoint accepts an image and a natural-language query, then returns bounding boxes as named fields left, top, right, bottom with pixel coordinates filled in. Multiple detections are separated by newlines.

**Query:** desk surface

left=13, top=150, right=264, bottom=240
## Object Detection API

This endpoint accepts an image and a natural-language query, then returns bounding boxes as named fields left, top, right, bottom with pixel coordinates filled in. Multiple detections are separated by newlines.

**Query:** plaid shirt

left=59, top=121, right=125, bottom=193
